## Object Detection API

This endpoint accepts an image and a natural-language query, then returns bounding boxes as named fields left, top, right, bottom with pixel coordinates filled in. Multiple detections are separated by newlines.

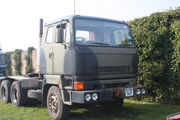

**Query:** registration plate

left=125, top=88, right=133, bottom=97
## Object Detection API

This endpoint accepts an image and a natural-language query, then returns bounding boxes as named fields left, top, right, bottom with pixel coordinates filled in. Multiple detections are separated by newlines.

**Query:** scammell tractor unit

left=0, top=15, right=147, bottom=120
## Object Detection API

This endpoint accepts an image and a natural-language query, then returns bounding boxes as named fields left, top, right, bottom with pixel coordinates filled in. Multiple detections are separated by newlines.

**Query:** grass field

left=0, top=99, right=179, bottom=120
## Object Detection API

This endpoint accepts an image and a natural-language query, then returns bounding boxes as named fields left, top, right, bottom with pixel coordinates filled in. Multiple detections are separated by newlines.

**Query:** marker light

left=74, top=82, right=85, bottom=90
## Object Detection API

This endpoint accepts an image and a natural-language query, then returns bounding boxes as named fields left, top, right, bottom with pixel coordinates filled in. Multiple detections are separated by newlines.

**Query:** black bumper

left=71, top=86, right=147, bottom=103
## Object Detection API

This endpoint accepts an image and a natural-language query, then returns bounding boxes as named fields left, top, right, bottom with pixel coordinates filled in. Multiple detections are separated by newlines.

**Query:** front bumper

left=71, top=86, right=147, bottom=103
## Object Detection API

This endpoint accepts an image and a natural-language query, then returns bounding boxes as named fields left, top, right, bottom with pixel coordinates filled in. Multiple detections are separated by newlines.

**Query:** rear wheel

left=47, top=86, right=70, bottom=120
left=10, top=81, right=27, bottom=107
left=0, top=80, right=11, bottom=104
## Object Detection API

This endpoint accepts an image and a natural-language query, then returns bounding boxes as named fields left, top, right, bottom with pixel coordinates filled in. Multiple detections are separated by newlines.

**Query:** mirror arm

left=61, top=43, right=67, bottom=49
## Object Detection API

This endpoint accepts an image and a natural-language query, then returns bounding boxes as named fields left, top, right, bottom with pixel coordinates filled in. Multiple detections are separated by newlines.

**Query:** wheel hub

left=48, top=94, right=58, bottom=113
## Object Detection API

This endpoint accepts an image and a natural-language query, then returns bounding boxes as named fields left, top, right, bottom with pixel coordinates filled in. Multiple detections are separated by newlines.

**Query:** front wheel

left=47, top=86, right=70, bottom=120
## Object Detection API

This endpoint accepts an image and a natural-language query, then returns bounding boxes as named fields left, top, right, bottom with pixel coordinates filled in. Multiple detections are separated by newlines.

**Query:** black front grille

left=97, top=66, right=130, bottom=73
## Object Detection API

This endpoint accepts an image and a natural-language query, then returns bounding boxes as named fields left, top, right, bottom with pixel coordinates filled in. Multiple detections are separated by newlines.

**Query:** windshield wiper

left=117, top=44, right=134, bottom=47
left=90, top=42, right=110, bottom=46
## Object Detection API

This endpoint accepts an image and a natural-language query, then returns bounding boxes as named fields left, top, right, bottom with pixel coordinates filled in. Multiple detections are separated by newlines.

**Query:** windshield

left=75, top=19, right=134, bottom=47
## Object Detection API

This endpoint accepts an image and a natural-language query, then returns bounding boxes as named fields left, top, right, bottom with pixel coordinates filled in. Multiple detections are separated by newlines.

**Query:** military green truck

left=0, top=15, right=147, bottom=120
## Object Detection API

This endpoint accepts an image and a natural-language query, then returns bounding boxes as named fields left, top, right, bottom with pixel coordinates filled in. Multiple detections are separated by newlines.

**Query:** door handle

left=49, top=53, right=54, bottom=59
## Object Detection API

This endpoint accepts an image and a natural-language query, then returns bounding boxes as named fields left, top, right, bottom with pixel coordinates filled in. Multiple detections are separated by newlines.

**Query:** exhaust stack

left=39, top=19, right=43, bottom=38
left=38, top=19, right=43, bottom=74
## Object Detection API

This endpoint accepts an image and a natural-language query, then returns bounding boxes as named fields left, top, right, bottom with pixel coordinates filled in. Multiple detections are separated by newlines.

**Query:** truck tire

left=0, top=80, right=11, bottom=104
left=47, top=86, right=70, bottom=120
left=10, top=81, right=27, bottom=107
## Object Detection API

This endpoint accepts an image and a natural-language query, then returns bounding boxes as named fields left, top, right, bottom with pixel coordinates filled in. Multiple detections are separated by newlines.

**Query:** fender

left=43, top=75, right=72, bottom=105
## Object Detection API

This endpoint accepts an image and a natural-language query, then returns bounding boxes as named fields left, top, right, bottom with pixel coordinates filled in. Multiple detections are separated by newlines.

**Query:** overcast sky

left=0, top=0, right=179, bottom=52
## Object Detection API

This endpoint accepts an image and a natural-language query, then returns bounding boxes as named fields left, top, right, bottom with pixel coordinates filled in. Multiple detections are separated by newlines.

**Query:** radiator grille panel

left=97, top=66, right=130, bottom=73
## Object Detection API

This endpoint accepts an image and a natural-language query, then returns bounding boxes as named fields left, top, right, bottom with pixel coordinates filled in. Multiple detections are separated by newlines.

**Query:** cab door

left=40, top=26, right=55, bottom=74
left=53, top=22, right=72, bottom=74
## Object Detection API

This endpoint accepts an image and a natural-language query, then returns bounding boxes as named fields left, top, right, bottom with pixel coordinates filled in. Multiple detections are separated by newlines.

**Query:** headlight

left=92, top=93, right=98, bottom=101
left=85, top=94, right=91, bottom=102
left=136, top=89, right=141, bottom=95
left=141, top=88, right=146, bottom=94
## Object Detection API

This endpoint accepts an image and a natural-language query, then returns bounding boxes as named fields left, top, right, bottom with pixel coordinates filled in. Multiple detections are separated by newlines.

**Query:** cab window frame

left=46, top=26, right=54, bottom=44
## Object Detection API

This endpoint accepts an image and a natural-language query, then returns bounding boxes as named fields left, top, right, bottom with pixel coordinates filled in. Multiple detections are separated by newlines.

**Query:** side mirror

left=57, top=28, right=64, bottom=43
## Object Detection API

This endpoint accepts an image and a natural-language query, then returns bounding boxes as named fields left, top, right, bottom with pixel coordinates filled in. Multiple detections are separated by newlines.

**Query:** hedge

left=129, top=8, right=180, bottom=104
left=5, top=52, right=13, bottom=75
left=25, top=47, right=35, bottom=74
left=13, top=49, right=22, bottom=75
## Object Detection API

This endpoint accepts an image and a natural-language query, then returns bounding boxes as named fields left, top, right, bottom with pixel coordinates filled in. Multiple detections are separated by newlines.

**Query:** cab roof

left=44, top=15, right=127, bottom=26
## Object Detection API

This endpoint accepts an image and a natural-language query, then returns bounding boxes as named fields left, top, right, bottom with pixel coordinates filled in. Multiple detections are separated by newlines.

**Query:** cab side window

left=46, top=27, right=54, bottom=43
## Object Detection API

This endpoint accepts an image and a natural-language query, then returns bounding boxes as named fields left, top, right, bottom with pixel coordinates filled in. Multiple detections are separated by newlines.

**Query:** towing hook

left=114, top=89, right=121, bottom=97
